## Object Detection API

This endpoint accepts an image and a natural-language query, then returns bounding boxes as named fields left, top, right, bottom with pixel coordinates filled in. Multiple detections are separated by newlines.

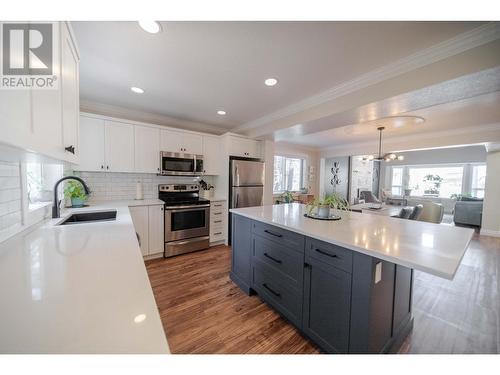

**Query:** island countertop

left=230, top=203, right=474, bottom=280
left=0, top=200, right=169, bottom=354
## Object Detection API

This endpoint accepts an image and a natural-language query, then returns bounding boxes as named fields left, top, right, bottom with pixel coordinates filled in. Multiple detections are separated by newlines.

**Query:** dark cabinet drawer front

left=252, top=261, right=302, bottom=327
left=306, top=238, right=353, bottom=273
left=254, top=235, right=304, bottom=287
left=253, top=221, right=304, bottom=252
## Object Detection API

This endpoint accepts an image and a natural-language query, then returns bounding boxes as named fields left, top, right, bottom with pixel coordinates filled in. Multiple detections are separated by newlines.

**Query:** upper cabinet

left=202, top=136, right=222, bottom=175
left=160, top=129, right=203, bottom=154
left=104, top=121, right=135, bottom=173
left=76, top=116, right=135, bottom=173
left=135, top=125, right=161, bottom=174
left=0, top=22, right=80, bottom=164
left=77, top=116, right=105, bottom=172
left=227, top=136, right=261, bottom=158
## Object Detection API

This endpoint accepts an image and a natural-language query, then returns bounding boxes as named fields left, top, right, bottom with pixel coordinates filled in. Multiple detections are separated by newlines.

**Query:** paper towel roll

left=135, top=180, right=143, bottom=200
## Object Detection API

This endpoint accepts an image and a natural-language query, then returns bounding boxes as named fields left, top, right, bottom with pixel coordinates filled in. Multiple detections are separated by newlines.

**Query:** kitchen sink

left=58, top=210, right=117, bottom=225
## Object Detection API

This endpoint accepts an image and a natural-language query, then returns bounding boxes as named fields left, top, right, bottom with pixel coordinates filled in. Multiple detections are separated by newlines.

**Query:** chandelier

left=361, top=126, right=404, bottom=162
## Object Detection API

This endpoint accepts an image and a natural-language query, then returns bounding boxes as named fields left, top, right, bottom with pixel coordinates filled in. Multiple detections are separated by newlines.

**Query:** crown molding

left=319, top=122, right=500, bottom=155
left=80, top=100, right=230, bottom=135
left=234, top=22, right=500, bottom=133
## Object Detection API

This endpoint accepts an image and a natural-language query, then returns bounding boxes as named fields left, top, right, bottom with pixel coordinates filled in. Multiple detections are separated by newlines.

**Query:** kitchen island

left=229, top=203, right=473, bottom=354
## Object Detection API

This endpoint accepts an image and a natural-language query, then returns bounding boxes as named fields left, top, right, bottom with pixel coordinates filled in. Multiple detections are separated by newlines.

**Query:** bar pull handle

left=264, top=252, right=282, bottom=264
left=263, top=283, right=281, bottom=297
left=264, top=229, right=282, bottom=238
left=315, top=248, right=338, bottom=258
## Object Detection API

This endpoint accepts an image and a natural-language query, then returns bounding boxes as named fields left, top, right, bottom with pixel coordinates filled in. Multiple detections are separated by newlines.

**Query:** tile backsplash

left=0, top=161, right=22, bottom=239
left=74, top=171, right=215, bottom=202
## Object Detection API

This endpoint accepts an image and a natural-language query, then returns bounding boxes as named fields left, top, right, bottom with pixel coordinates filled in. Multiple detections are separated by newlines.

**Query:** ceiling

left=72, top=21, right=484, bottom=131
left=282, top=91, right=500, bottom=149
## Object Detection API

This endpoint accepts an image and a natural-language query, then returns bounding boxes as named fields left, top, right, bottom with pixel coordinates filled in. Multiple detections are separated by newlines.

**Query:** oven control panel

left=159, top=184, right=199, bottom=192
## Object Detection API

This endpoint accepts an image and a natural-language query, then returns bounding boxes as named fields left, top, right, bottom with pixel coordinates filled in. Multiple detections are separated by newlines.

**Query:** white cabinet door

left=75, top=116, right=105, bottom=172
left=129, top=206, right=149, bottom=256
left=148, top=205, right=164, bottom=255
left=202, top=136, right=222, bottom=175
left=247, top=140, right=261, bottom=158
left=135, top=125, right=160, bottom=174
left=182, top=133, right=203, bottom=154
left=60, top=22, right=80, bottom=164
left=160, top=129, right=183, bottom=153
left=104, top=120, right=135, bottom=172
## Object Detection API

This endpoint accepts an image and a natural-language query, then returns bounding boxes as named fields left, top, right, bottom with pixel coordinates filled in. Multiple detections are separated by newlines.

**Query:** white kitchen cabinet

left=0, top=22, right=80, bottom=164
left=60, top=22, right=80, bottom=164
left=148, top=205, right=164, bottom=255
left=104, top=121, right=135, bottom=173
left=135, top=125, right=160, bottom=174
left=202, top=136, right=222, bottom=175
left=75, top=116, right=105, bottom=172
left=129, top=206, right=149, bottom=256
left=160, top=129, right=203, bottom=154
left=228, top=136, right=261, bottom=158
left=210, top=200, right=227, bottom=243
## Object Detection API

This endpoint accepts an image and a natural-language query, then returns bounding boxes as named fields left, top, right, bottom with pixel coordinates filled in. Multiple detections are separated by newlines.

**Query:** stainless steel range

left=159, top=184, right=210, bottom=257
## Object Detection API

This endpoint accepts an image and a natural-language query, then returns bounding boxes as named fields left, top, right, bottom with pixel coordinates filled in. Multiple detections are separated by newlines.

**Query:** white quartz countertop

left=230, top=204, right=474, bottom=280
left=0, top=200, right=170, bottom=354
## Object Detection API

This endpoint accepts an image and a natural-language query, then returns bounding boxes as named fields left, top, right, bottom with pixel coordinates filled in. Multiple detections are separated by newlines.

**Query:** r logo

left=2, top=23, right=53, bottom=75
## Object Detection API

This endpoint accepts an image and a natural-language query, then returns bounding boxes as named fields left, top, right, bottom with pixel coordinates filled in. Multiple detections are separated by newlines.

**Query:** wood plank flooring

left=146, top=233, right=500, bottom=354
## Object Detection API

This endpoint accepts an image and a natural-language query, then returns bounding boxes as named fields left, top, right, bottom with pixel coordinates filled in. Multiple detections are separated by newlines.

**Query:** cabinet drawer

left=253, top=222, right=304, bottom=253
left=211, top=201, right=226, bottom=209
left=306, top=238, right=353, bottom=273
left=210, top=217, right=225, bottom=226
left=253, top=235, right=304, bottom=288
left=252, top=261, right=302, bottom=327
left=210, top=231, right=225, bottom=242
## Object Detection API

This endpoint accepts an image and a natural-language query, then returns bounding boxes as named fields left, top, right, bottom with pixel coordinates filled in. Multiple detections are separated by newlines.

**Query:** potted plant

left=307, top=193, right=349, bottom=218
left=64, top=180, right=89, bottom=207
left=199, top=179, right=214, bottom=199
left=280, top=190, right=294, bottom=203
left=423, top=174, right=443, bottom=196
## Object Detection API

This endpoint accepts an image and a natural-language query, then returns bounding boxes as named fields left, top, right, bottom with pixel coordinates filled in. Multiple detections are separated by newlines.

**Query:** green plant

left=306, top=193, right=349, bottom=215
left=281, top=191, right=294, bottom=203
left=423, top=174, right=443, bottom=195
left=64, top=180, right=88, bottom=200
left=450, top=193, right=472, bottom=200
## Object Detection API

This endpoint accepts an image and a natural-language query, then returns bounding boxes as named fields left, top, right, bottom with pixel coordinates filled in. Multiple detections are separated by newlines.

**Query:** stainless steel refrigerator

left=228, top=158, right=265, bottom=244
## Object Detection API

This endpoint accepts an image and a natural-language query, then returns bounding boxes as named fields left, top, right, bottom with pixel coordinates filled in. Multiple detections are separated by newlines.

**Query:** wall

left=72, top=171, right=209, bottom=202
left=0, top=161, right=22, bottom=242
left=323, top=156, right=350, bottom=200
left=349, top=157, right=375, bottom=204
left=273, top=142, right=320, bottom=197
left=481, top=151, right=500, bottom=237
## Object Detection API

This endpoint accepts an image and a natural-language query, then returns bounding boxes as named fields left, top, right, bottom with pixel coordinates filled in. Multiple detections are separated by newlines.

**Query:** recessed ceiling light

left=138, top=21, right=161, bottom=34
left=264, top=78, right=278, bottom=87
left=134, top=314, right=146, bottom=323
left=131, top=86, right=144, bottom=94
left=217, top=110, right=226, bottom=115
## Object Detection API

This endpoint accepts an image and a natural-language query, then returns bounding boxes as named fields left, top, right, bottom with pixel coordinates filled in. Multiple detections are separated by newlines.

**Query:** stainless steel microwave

left=160, top=151, right=204, bottom=176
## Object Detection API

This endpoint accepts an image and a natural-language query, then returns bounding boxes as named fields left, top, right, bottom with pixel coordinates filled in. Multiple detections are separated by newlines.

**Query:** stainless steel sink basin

left=58, top=210, right=117, bottom=225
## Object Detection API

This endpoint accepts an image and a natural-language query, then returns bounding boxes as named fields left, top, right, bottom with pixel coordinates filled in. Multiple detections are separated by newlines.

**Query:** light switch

left=374, top=262, right=382, bottom=284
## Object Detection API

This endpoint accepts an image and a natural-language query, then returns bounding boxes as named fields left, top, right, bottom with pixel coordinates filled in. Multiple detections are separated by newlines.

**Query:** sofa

left=453, top=197, right=483, bottom=227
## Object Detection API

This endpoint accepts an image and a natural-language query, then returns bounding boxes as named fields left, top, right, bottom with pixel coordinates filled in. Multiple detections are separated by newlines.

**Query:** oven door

left=165, top=204, right=210, bottom=241
left=161, top=152, right=196, bottom=176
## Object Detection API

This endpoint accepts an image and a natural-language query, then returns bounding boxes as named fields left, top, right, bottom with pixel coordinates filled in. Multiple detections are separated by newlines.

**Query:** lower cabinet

left=302, top=257, right=352, bottom=353
left=230, top=216, right=414, bottom=354
left=129, top=204, right=164, bottom=257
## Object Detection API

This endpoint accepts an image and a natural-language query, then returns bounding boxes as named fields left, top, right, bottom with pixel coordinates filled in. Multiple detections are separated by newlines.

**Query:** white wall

left=481, top=151, right=500, bottom=237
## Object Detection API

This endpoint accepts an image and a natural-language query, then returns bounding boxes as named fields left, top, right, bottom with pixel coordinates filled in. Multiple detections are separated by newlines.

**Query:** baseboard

left=480, top=228, right=500, bottom=237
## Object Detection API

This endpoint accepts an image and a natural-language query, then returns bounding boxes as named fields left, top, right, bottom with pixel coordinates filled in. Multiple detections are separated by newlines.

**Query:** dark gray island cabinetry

left=230, top=214, right=414, bottom=354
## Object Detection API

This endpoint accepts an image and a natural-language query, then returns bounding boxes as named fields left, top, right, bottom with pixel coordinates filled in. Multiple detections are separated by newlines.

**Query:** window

left=26, top=163, right=63, bottom=208
left=471, top=165, right=486, bottom=198
left=273, top=156, right=305, bottom=193
left=391, top=167, right=403, bottom=196
left=408, top=166, right=463, bottom=198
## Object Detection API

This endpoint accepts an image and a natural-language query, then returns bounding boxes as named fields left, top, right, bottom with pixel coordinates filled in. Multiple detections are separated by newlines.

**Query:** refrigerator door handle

left=235, top=193, right=239, bottom=208
left=235, top=166, right=239, bottom=186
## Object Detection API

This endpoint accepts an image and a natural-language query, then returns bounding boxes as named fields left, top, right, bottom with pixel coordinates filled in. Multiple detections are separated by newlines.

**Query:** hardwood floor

left=146, top=233, right=500, bottom=354
left=146, top=245, right=319, bottom=354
